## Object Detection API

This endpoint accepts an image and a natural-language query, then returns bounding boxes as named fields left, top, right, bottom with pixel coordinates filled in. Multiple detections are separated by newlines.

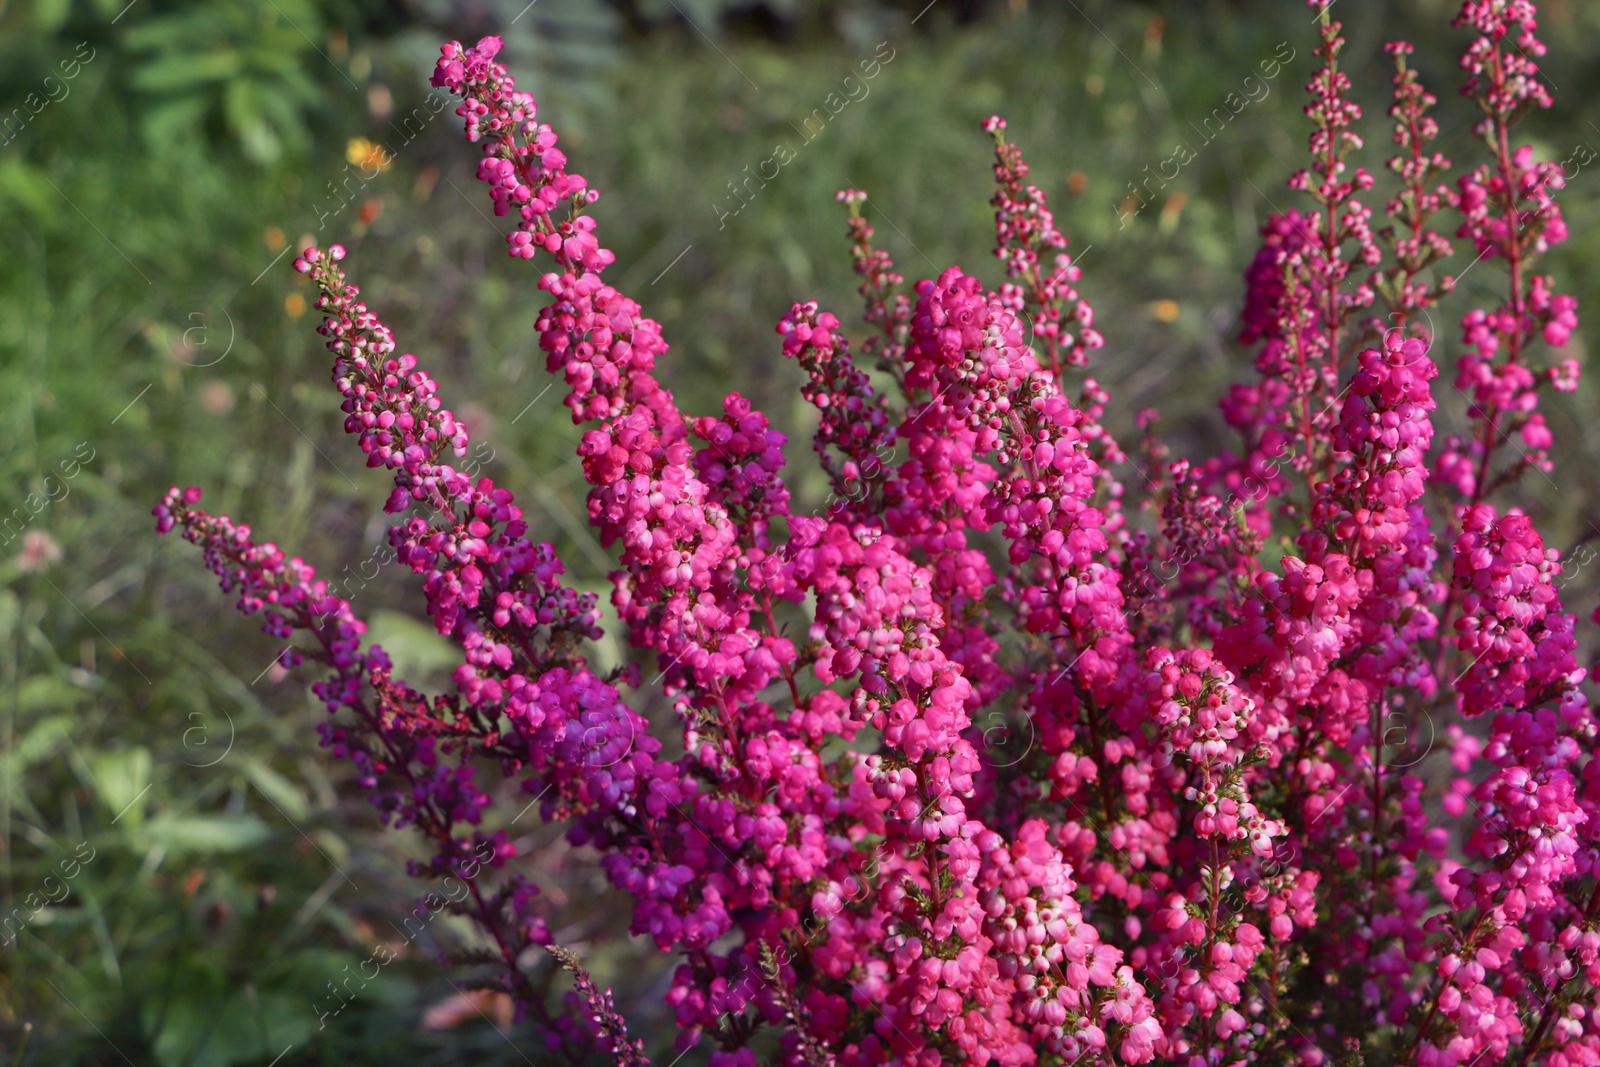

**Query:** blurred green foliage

left=123, top=0, right=328, bottom=164
left=3, top=0, right=1600, bottom=1063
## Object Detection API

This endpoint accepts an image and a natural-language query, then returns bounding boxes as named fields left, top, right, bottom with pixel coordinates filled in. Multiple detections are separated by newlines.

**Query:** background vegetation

left=3, top=0, right=1600, bottom=1062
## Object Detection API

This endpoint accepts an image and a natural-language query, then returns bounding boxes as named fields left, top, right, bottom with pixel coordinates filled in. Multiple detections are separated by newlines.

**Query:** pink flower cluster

left=159, top=6, right=1598, bottom=1065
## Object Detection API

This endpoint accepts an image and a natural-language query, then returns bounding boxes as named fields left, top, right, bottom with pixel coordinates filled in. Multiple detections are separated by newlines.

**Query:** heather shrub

left=158, top=3, right=1599, bottom=1064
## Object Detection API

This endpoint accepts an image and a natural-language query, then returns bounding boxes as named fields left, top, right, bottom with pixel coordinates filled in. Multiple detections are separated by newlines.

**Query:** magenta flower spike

left=159, top=8, right=1598, bottom=1064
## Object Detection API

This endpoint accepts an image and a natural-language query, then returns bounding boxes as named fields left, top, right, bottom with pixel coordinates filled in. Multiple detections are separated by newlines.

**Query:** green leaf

left=364, top=610, right=459, bottom=679
left=15, top=674, right=83, bottom=712
left=9, top=712, right=73, bottom=770
left=0, top=161, right=55, bottom=222
left=241, top=758, right=307, bottom=821
left=141, top=97, right=208, bottom=149
left=149, top=991, right=288, bottom=1067
left=236, top=116, right=282, bottom=165
left=245, top=990, right=318, bottom=1055
left=139, top=814, right=273, bottom=854
left=130, top=50, right=240, bottom=92
left=123, top=17, right=211, bottom=51
left=91, top=747, right=152, bottom=828
left=150, top=996, right=205, bottom=1067
left=32, top=0, right=72, bottom=33
left=221, top=76, right=258, bottom=132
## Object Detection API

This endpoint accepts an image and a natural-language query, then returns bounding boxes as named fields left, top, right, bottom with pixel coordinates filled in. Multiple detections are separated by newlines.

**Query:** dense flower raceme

left=156, top=6, right=1600, bottom=1065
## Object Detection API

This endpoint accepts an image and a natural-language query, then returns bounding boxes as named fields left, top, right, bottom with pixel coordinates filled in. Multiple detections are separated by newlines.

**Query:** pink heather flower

left=156, top=6, right=1600, bottom=1064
